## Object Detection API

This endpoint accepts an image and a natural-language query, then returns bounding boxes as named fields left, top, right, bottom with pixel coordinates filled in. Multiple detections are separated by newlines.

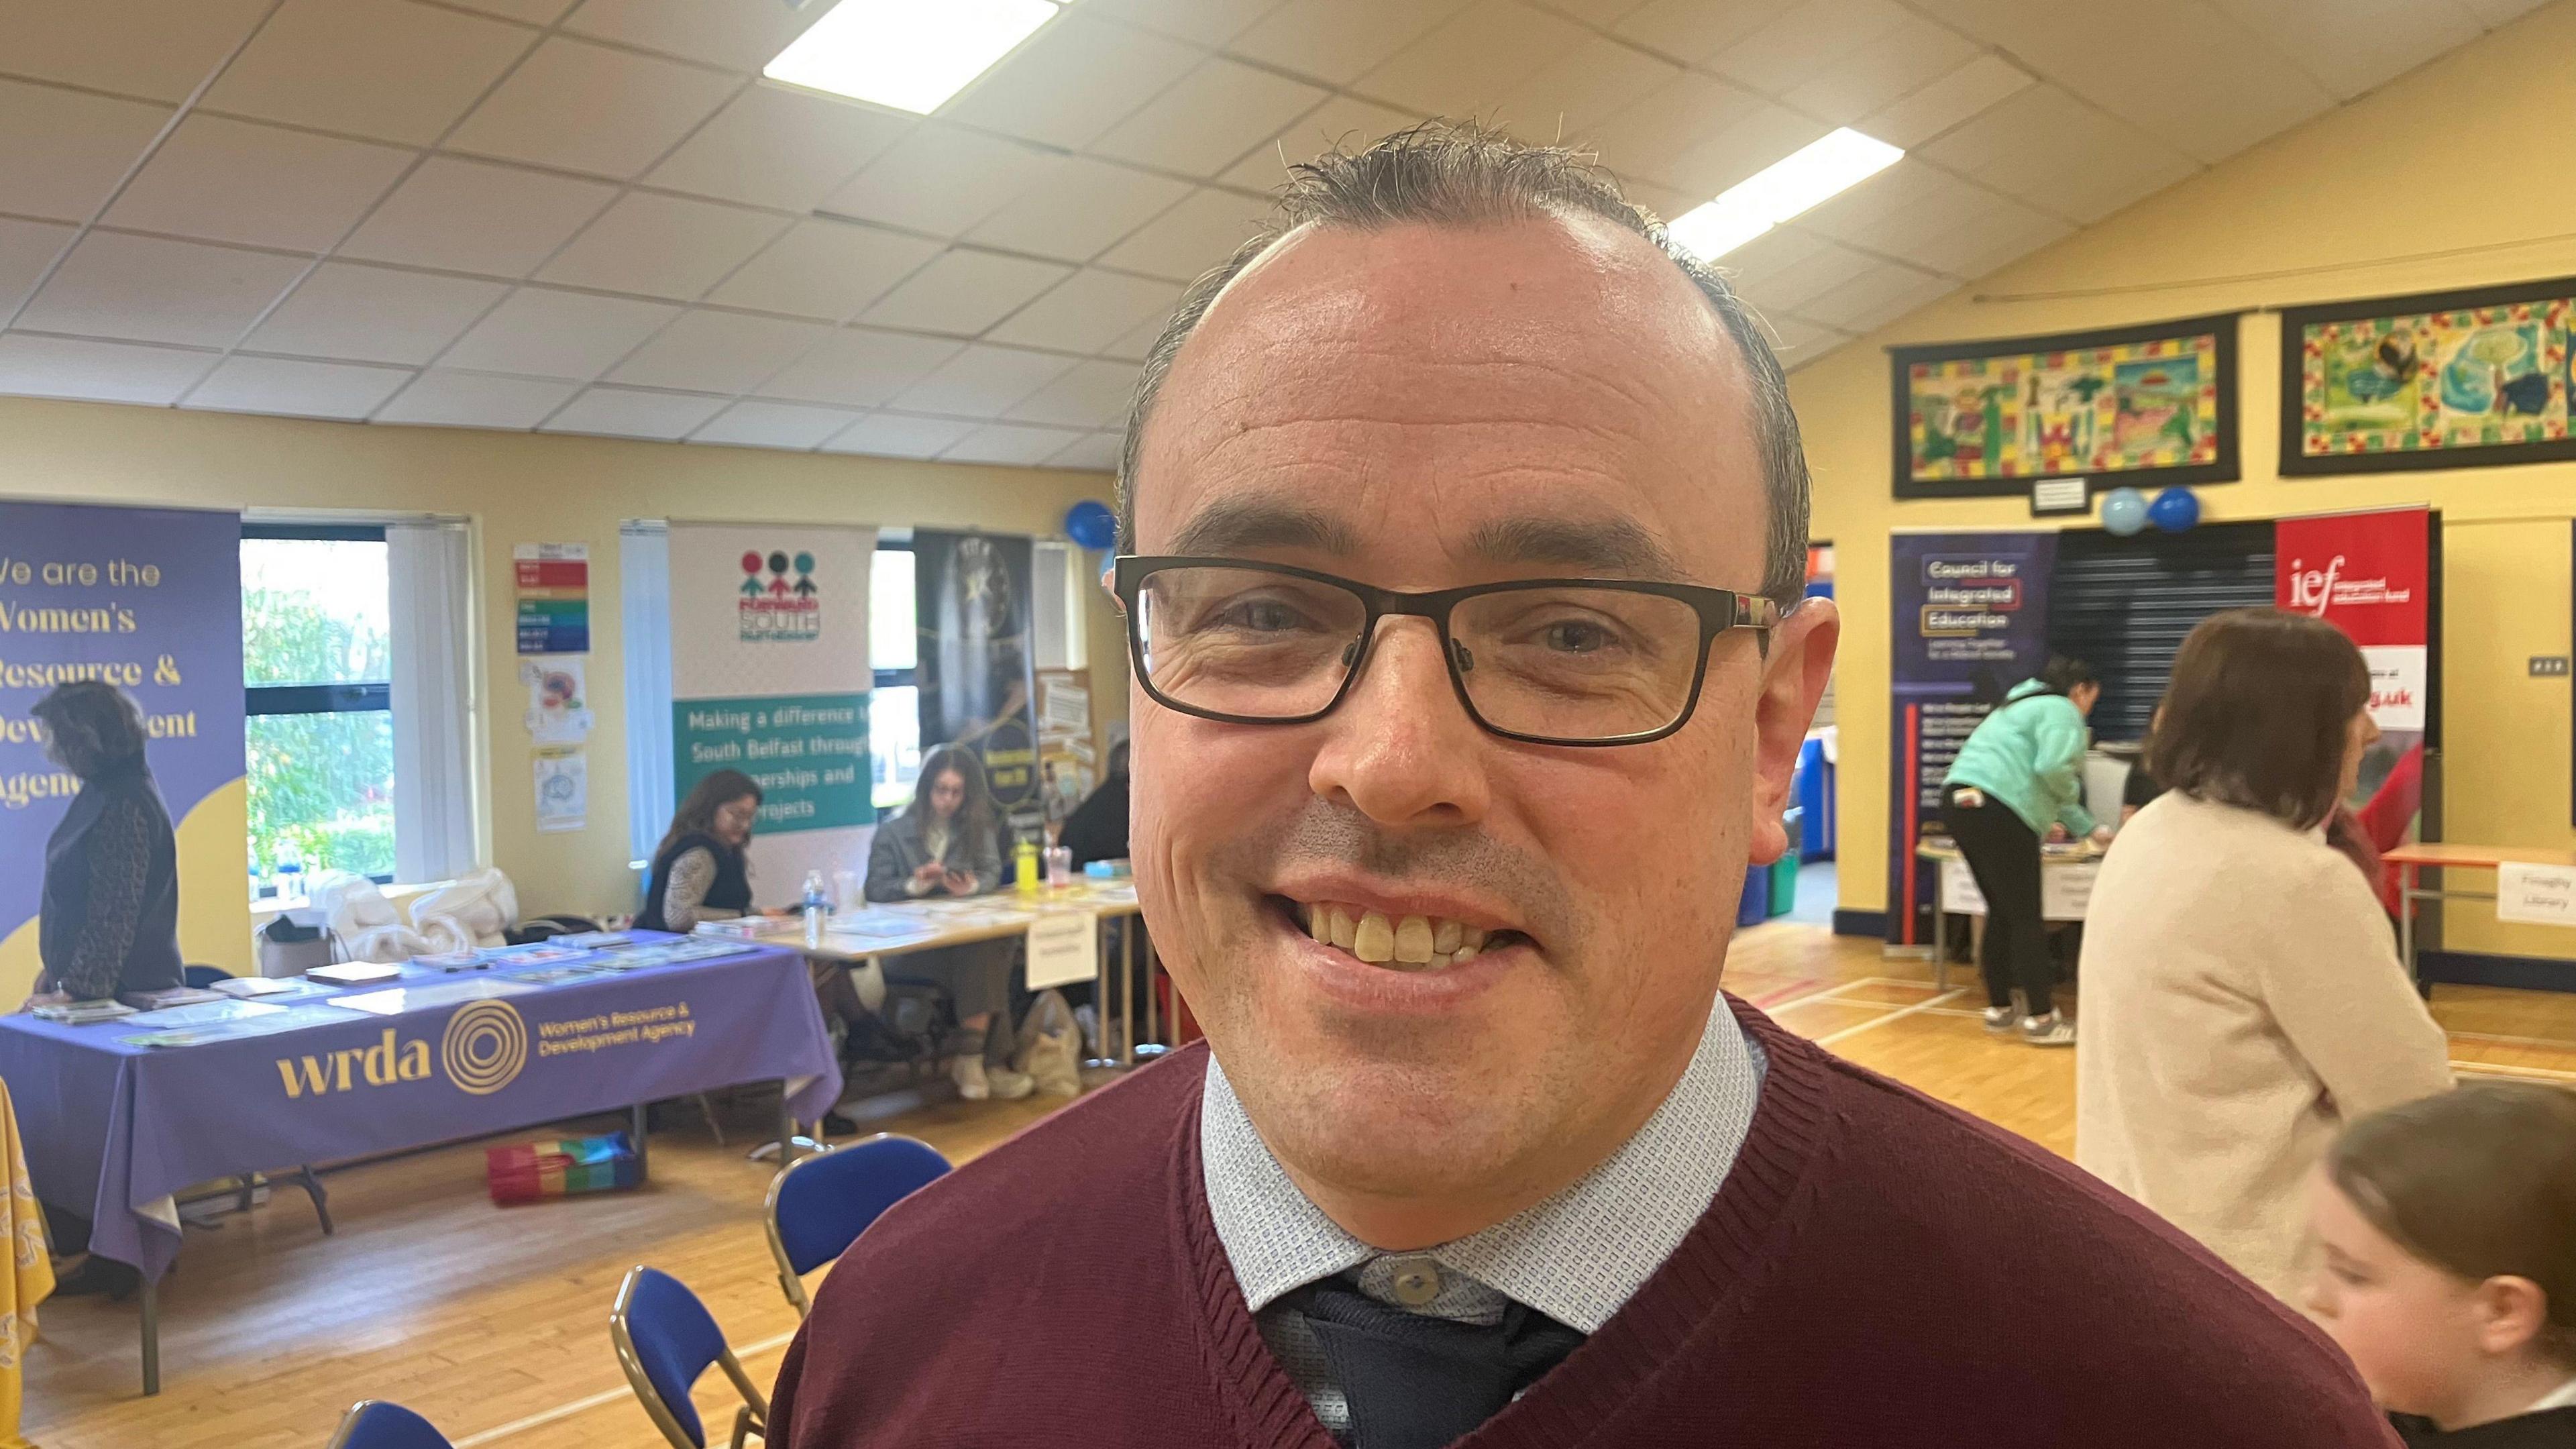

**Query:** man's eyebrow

left=1462, top=515, right=1684, bottom=580
left=1166, top=498, right=1360, bottom=557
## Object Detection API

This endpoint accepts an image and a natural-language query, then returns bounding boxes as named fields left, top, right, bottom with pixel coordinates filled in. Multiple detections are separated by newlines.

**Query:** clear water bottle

left=801, top=869, right=829, bottom=948
left=275, top=841, right=305, bottom=902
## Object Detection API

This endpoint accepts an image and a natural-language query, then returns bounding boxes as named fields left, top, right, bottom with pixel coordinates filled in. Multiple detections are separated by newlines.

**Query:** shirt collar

left=1200, top=1002, right=1765, bottom=1334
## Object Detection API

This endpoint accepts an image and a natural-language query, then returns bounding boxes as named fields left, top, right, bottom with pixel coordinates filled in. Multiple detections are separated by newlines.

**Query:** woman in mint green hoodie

left=1941, top=657, right=2112, bottom=1046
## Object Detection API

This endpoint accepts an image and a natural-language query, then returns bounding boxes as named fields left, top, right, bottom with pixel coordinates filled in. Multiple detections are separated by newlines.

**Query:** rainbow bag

left=485, top=1131, right=639, bottom=1205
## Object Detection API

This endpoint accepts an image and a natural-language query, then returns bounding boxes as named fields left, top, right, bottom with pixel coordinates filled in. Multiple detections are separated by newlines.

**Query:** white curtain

left=387, top=520, right=478, bottom=883
left=621, top=523, right=674, bottom=865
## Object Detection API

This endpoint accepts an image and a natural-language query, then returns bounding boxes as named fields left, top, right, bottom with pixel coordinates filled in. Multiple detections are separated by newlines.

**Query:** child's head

left=2307, top=1084, right=2576, bottom=1420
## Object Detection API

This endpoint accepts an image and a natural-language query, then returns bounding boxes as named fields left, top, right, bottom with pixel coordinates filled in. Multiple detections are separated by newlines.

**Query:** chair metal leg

left=294, top=1166, right=333, bottom=1235
left=631, top=1102, right=650, bottom=1181
left=696, top=1092, right=726, bottom=1147
left=235, top=1175, right=255, bottom=1214
left=140, top=1271, right=160, bottom=1396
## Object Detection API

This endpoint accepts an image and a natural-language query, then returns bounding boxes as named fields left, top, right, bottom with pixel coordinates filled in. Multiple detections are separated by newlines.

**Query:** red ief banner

left=2275, top=506, right=2429, bottom=729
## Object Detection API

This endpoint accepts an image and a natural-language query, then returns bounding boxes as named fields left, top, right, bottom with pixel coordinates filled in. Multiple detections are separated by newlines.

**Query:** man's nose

left=1306, top=617, right=1492, bottom=828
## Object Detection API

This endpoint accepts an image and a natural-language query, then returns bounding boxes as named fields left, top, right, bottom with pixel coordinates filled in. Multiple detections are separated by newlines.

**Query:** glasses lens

left=1450, top=586, right=1703, bottom=741
left=1136, top=566, right=1366, bottom=720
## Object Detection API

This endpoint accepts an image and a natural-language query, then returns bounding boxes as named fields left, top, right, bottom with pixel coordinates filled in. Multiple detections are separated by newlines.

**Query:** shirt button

left=1385, top=1256, right=1441, bottom=1307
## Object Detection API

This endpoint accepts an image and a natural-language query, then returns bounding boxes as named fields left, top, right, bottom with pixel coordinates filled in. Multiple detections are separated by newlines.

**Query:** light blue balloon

left=2100, top=486, right=2149, bottom=537
left=2147, top=486, right=2200, bottom=533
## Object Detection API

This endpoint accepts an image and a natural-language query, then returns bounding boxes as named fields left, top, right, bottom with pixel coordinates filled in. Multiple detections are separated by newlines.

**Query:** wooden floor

left=21, top=924, right=2576, bottom=1448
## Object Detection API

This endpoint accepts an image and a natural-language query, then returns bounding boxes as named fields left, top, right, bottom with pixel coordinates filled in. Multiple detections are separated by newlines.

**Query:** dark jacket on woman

left=1057, top=771, right=1129, bottom=869
left=40, top=757, right=183, bottom=1001
left=636, top=830, right=752, bottom=933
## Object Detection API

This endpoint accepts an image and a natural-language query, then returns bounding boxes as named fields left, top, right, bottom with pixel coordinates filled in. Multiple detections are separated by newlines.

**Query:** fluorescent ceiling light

left=764, top=0, right=1062, bottom=115
left=1667, top=127, right=1904, bottom=262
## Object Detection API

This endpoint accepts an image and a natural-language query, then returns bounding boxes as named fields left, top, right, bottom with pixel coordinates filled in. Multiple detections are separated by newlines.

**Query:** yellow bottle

left=1014, top=837, right=1040, bottom=895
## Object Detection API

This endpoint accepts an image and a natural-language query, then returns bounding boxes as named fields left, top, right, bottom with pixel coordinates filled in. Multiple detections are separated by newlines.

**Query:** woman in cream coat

left=2077, top=608, right=2451, bottom=1302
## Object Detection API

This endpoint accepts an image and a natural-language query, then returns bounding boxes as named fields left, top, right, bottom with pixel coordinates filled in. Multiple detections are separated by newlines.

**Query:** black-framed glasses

left=1111, top=555, right=1782, bottom=747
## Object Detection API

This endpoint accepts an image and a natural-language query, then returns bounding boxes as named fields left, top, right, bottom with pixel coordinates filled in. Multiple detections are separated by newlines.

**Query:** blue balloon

left=2100, top=486, right=2149, bottom=537
left=2148, top=486, right=2200, bottom=533
left=1064, top=499, right=1116, bottom=551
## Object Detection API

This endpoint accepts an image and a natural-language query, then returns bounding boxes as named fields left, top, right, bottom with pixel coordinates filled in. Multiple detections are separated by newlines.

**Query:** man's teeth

left=1299, top=904, right=1491, bottom=971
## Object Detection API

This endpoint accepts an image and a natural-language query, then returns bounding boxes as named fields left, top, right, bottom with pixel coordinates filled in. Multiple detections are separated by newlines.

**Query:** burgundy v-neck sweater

left=769, top=998, right=2397, bottom=1447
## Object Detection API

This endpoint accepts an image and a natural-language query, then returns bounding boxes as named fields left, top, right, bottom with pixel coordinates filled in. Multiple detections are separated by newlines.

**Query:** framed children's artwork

left=1890, top=314, right=2241, bottom=499
left=2280, top=278, right=2576, bottom=476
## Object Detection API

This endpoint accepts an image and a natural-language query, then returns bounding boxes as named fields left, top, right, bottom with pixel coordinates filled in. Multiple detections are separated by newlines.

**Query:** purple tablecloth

left=0, top=938, right=839, bottom=1280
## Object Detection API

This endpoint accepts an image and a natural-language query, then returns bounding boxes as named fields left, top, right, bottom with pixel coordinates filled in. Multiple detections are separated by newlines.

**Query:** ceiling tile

left=708, top=219, right=942, bottom=322
left=819, top=125, right=1051, bottom=238
left=966, top=158, right=1195, bottom=264
left=1611, top=0, right=1801, bottom=65
left=1899, top=197, right=2072, bottom=280
left=859, top=250, right=1074, bottom=337
left=1859, top=53, right=2033, bottom=149
left=439, top=0, right=578, bottom=23
left=1782, top=259, right=1950, bottom=331
left=987, top=268, right=1183, bottom=355
left=1786, top=158, right=1982, bottom=258
left=374, top=368, right=580, bottom=428
left=1534, top=0, right=1650, bottom=19
left=688, top=399, right=863, bottom=450
left=1663, top=103, right=1828, bottom=199
left=0, top=80, right=172, bottom=225
left=941, top=15, right=1199, bottom=150
left=559, top=0, right=821, bottom=72
left=541, top=384, right=728, bottom=439
left=761, top=328, right=960, bottom=407
left=445, top=37, right=738, bottom=180
left=1757, top=314, right=1848, bottom=364
left=2462, top=0, right=2544, bottom=22
left=536, top=192, right=790, bottom=301
left=1491, top=36, right=1682, bottom=142
left=1976, top=2, right=2332, bottom=166
left=1008, top=360, right=1139, bottom=428
left=337, top=157, right=616, bottom=278
left=2210, top=0, right=2479, bottom=100
left=1082, top=0, right=1286, bottom=46
left=0, top=219, right=73, bottom=315
left=646, top=83, right=911, bottom=213
left=18, top=232, right=305, bottom=347
left=1919, top=83, right=2198, bottom=224
left=203, top=0, right=533, bottom=146
left=1707, top=0, right=1913, bottom=95
left=604, top=309, right=827, bottom=392
left=1046, top=431, right=1125, bottom=471
left=437, top=285, right=679, bottom=377
left=242, top=261, right=506, bottom=364
left=1091, top=58, right=1330, bottom=178
left=103, top=115, right=413, bottom=254
left=1219, top=93, right=1423, bottom=189
left=1774, top=14, right=1982, bottom=124
left=892, top=343, right=1077, bottom=417
left=1229, top=0, right=1475, bottom=87
left=1727, top=238, right=1875, bottom=315
left=0, top=333, right=213, bottom=405
left=1102, top=311, right=1170, bottom=362
left=125, top=124, right=390, bottom=255
left=818, top=411, right=977, bottom=459
left=1579, top=73, right=1767, bottom=191
left=1714, top=224, right=1826, bottom=290
left=184, top=355, right=413, bottom=418
left=942, top=421, right=1089, bottom=466
left=1096, top=187, right=1267, bottom=282
left=0, top=0, right=273, bottom=104
left=1354, top=1, right=1589, bottom=117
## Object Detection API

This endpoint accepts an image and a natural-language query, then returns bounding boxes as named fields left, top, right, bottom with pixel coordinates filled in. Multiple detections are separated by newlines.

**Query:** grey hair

left=1116, top=121, right=1812, bottom=613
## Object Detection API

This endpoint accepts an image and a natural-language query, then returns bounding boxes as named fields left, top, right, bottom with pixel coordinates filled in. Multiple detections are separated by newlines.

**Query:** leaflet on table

left=124, top=999, right=288, bottom=1029
left=119, top=1004, right=358, bottom=1049
left=329, top=977, right=541, bottom=1017
left=830, top=910, right=945, bottom=939
left=31, top=999, right=136, bottom=1024
left=210, top=975, right=323, bottom=1000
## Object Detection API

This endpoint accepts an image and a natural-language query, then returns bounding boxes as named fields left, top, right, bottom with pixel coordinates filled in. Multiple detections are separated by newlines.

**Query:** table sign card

left=2497, top=862, right=2576, bottom=927
left=1025, top=910, right=1100, bottom=990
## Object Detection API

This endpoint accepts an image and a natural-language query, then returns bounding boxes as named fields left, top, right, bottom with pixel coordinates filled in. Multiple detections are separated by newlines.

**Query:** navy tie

left=1287, top=1279, right=1585, bottom=1448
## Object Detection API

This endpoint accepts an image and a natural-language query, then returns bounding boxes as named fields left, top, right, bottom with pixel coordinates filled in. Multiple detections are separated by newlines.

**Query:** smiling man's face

left=1126, top=213, right=1835, bottom=1244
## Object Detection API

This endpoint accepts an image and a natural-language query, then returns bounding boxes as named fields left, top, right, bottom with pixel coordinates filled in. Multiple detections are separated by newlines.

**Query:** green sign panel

left=672, top=692, right=871, bottom=833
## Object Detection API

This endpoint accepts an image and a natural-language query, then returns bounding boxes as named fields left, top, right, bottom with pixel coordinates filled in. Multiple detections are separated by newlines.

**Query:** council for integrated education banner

left=0, top=500, right=248, bottom=995
left=912, top=530, right=1044, bottom=851
left=667, top=523, right=873, bottom=895
left=1885, top=531, right=2057, bottom=947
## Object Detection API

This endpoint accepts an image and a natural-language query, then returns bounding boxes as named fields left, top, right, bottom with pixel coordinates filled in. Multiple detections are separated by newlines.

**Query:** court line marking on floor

left=451, top=1329, right=799, bottom=1448
left=1812, top=989, right=1968, bottom=1048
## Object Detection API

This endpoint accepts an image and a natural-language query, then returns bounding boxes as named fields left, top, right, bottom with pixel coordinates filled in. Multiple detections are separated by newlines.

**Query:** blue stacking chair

left=764, top=1133, right=950, bottom=1316
left=610, top=1266, right=768, bottom=1449
left=325, top=1399, right=452, bottom=1449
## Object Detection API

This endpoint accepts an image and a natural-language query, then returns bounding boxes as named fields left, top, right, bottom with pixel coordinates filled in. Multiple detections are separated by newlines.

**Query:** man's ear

left=1746, top=598, right=1838, bottom=867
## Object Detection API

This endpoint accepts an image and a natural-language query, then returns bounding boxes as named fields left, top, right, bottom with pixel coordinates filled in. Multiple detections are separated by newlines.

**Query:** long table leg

left=631, top=1102, right=649, bottom=1181
left=1118, top=918, right=1136, bottom=1068
left=2400, top=863, right=2418, bottom=987
left=1931, top=875, right=1948, bottom=993
left=1083, top=920, right=1118, bottom=1070
left=140, top=1271, right=159, bottom=1396
left=1135, top=929, right=1168, bottom=1061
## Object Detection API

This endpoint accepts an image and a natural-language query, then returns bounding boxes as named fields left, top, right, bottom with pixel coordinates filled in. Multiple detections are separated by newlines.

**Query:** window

left=243, top=523, right=394, bottom=894
left=871, top=543, right=922, bottom=810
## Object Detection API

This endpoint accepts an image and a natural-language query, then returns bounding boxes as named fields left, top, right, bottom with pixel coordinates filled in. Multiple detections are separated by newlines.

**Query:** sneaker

left=983, top=1065, right=1036, bottom=1101
left=2019, top=1011, right=2076, bottom=1047
left=949, top=1053, right=991, bottom=1101
left=819, top=1110, right=860, bottom=1138
left=1981, top=1005, right=2017, bottom=1033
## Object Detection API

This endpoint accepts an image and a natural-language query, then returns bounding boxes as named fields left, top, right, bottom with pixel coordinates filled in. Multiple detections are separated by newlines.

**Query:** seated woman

left=637, top=769, right=761, bottom=934
left=866, top=746, right=1030, bottom=1102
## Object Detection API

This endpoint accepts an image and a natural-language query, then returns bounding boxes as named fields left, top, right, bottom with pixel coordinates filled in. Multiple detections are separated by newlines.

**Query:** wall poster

left=2275, top=507, right=2433, bottom=835
left=1892, top=314, right=2240, bottom=498
left=2282, top=278, right=2576, bottom=476
left=914, top=531, right=1044, bottom=852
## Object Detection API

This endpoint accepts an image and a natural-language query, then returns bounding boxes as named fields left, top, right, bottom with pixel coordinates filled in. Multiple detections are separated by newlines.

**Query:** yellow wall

left=1789, top=3, right=2576, bottom=961
left=0, top=395, right=1124, bottom=998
